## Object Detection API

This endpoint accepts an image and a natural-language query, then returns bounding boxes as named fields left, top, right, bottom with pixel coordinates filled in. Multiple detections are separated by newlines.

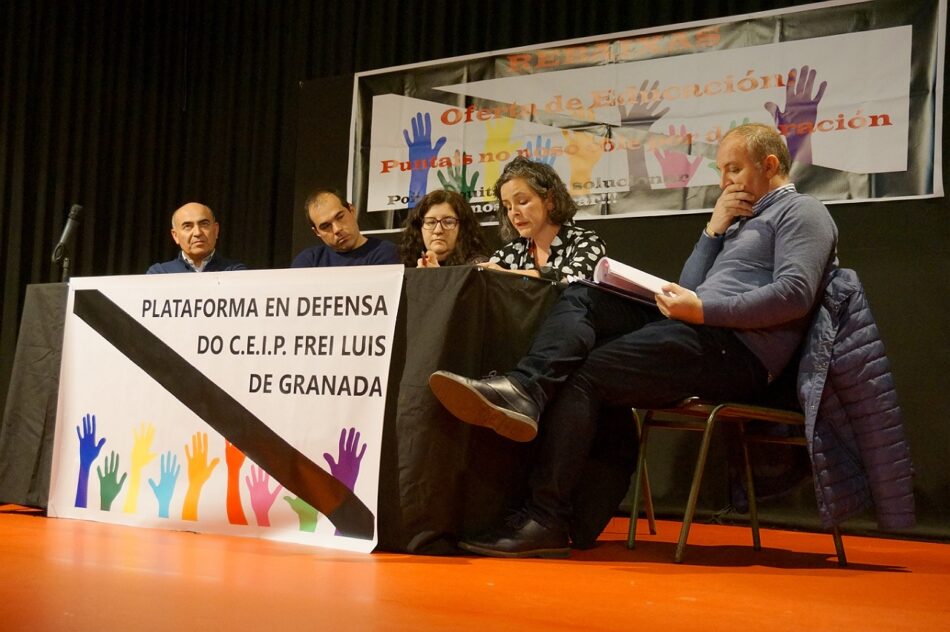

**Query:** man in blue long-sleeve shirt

left=429, top=123, right=839, bottom=558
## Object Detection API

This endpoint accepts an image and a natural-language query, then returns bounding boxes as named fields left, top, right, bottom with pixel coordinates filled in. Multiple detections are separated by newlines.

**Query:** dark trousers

left=508, top=284, right=769, bottom=531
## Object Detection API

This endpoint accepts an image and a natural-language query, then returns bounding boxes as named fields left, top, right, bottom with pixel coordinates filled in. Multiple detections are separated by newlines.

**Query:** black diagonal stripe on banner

left=73, top=289, right=374, bottom=540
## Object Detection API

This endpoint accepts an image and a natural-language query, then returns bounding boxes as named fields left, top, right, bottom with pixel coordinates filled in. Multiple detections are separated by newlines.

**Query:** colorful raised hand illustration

left=246, top=465, right=282, bottom=527
left=561, top=128, right=606, bottom=195
left=617, top=79, right=670, bottom=187
left=148, top=450, right=180, bottom=519
left=403, top=112, right=446, bottom=208
left=708, top=118, right=751, bottom=173
left=74, top=413, right=105, bottom=508
left=122, top=422, right=157, bottom=514
left=96, top=450, right=127, bottom=511
left=182, top=431, right=219, bottom=521
left=437, top=150, right=479, bottom=197
left=284, top=495, right=319, bottom=532
left=764, top=65, right=827, bottom=165
left=523, top=135, right=556, bottom=167
left=225, top=439, right=248, bottom=525
left=481, top=116, right=522, bottom=192
left=324, top=426, right=368, bottom=492
left=653, top=125, right=703, bottom=188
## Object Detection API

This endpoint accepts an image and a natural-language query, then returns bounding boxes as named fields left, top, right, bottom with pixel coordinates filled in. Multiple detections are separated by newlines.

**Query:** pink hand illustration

left=246, top=465, right=282, bottom=527
left=653, top=125, right=703, bottom=188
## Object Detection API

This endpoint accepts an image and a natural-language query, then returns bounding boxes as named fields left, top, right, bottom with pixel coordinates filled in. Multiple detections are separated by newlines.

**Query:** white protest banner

left=350, top=0, right=943, bottom=226
left=48, top=266, right=403, bottom=553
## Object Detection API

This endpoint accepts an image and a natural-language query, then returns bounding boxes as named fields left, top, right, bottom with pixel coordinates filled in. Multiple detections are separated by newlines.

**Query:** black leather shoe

left=459, top=513, right=570, bottom=559
left=429, top=370, right=539, bottom=442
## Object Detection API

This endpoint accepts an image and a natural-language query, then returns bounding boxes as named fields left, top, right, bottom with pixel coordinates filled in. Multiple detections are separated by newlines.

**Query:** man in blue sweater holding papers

left=429, top=123, right=839, bottom=558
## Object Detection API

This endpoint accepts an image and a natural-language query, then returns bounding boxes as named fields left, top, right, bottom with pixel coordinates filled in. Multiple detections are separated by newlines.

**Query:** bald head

left=170, top=202, right=219, bottom=266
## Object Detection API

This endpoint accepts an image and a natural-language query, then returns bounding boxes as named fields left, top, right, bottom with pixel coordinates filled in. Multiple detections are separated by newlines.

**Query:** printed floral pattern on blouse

left=489, top=221, right=606, bottom=283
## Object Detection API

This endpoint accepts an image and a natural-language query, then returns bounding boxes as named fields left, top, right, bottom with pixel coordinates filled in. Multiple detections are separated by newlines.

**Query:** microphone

left=52, top=204, right=83, bottom=264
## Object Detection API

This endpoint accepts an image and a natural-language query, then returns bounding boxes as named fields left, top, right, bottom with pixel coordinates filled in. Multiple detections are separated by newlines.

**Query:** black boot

left=429, top=370, right=539, bottom=442
left=459, top=512, right=569, bottom=558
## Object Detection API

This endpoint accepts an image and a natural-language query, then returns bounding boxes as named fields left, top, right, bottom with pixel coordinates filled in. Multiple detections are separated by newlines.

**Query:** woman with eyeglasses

left=400, top=189, right=490, bottom=267
left=481, top=156, right=605, bottom=283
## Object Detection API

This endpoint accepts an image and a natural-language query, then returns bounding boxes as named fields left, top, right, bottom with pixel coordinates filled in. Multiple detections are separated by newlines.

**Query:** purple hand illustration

left=403, top=112, right=446, bottom=208
left=74, top=413, right=106, bottom=508
left=245, top=465, right=282, bottom=527
left=323, top=427, right=367, bottom=492
left=764, top=65, right=827, bottom=165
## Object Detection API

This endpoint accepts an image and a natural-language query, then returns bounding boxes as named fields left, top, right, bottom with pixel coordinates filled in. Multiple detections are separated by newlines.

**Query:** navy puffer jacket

left=797, top=268, right=915, bottom=529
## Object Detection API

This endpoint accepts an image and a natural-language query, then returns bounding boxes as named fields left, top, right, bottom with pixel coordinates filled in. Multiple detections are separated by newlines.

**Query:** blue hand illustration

left=764, top=65, right=827, bottom=164
left=524, top=135, right=556, bottom=167
left=74, top=413, right=106, bottom=508
left=403, top=112, right=446, bottom=208
left=323, top=427, right=367, bottom=492
left=148, top=451, right=181, bottom=519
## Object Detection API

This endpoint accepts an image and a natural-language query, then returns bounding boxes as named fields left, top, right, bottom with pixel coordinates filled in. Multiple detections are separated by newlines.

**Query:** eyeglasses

left=421, top=217, right=459, bottom=231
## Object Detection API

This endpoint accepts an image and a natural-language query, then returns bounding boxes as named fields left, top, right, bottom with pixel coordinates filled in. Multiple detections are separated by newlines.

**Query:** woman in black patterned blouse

left=480, top=156, right=605, bottom=283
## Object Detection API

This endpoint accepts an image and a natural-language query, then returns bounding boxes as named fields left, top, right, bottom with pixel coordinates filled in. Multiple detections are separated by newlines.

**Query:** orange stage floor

left=1, top=504, right=947, bottom=631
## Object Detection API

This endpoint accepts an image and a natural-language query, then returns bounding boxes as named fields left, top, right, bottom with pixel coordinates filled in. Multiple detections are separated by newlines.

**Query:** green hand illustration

left=96, top=450, right=127, bottom=511
left=284, top=495, right=319, bottom=532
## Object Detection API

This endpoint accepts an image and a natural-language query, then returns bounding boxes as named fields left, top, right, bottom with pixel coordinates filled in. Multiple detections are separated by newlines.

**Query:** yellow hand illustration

left=482, top=117, right=522, bottom=189
left=122, top=422, right=157, bottom=514
left=561, top=129, right=606, bottom=195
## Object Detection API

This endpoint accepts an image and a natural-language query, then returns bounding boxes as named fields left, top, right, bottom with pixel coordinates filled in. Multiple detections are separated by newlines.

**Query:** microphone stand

left=52, top=204, right=83, bottom=283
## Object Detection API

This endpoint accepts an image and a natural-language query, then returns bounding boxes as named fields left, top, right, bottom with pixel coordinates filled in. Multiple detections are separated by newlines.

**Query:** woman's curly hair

left=493, top=156, right=577, bottom=241
left=399, top=189, right=489, bottom=266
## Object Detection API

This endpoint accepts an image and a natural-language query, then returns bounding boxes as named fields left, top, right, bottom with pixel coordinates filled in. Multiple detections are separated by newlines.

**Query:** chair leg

left=832, top=525, right=848, bottom=567
left=627, top=412, right=652, bottom=549
left=631, top=410, right=657, bottom=536
left=641, top=462, right=657, bottom=535
left=673, top=414, right=719, bottom=563
left=738, top=421, right=761, bottom=551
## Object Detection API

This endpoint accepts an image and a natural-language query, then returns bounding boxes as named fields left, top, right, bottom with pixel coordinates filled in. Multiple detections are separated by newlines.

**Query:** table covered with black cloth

left=0, top=268, right=640, bottom=553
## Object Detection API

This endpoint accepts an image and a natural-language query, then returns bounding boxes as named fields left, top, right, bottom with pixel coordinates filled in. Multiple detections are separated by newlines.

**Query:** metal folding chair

left=627, top=398, right=846, bottom=566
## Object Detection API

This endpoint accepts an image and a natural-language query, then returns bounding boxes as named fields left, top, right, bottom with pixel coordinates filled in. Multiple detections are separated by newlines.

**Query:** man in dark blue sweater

left=429, top=123, right=839, bottom=558
left=291, top=189, right=399, bottom=268
left=147, top=203, right=247, bottom=274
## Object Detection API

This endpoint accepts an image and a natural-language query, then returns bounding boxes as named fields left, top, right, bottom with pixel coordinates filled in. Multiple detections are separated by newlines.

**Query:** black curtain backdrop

left=3, top=0, right=948, bottom=535
left=0, top=0, right=820, bottom=422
